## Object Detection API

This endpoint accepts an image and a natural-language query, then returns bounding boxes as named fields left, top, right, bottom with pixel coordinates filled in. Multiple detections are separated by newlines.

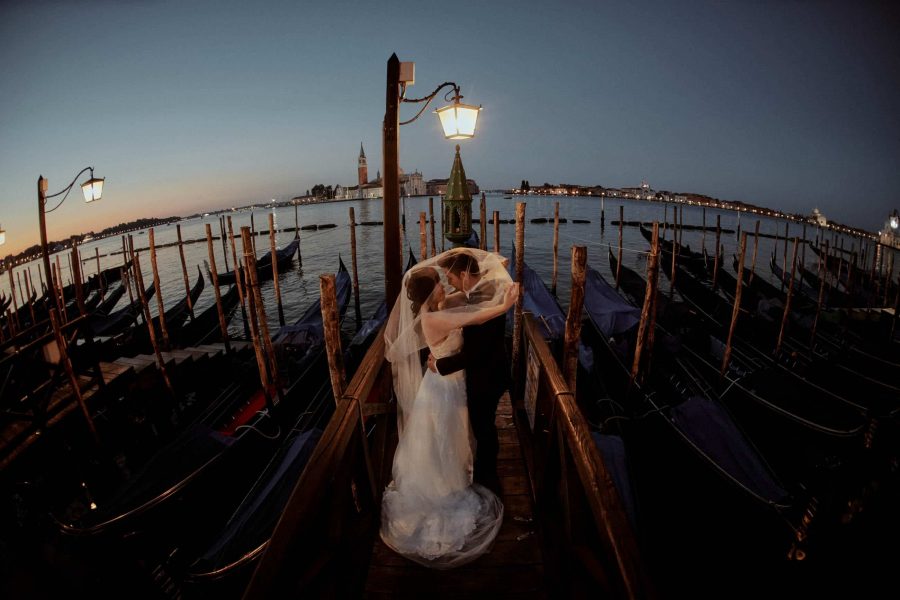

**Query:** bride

left=382, top=249, right=519, bottom=569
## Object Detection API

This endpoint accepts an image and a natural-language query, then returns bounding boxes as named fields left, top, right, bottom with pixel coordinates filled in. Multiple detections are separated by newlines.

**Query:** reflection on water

left=3, top=194, right=895, bottom=340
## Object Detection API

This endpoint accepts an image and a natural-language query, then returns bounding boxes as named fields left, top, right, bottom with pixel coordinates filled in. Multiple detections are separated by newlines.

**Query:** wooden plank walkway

left=364, top=392, right=548, bottom=598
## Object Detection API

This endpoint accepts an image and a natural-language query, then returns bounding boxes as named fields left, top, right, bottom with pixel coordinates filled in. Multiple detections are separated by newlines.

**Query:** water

left=3, top=194, right=896, bottom=341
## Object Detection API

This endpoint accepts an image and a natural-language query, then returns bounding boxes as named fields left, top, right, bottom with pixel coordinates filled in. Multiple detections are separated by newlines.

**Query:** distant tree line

left=3, top=215, right=180, bottom=267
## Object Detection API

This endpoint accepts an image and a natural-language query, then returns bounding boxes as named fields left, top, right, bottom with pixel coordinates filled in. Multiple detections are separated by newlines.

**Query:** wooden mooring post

left=601, top=195, right=605, bottom=228
left=242, top=227, right=282, bottom=406
left=419, top=212, right=427, bottom=262
left=511, top=202, right=526, bottom=387
left=94, top=248, right=104, bottom=301
left=228, top=216, right=251, bottom=339
left=781, top=221, right=789, bottom=293
left=493, top=210, right=500, bottom=253
left=429, top=197, right=437, bottom=257
left=148, top=228, right=171, bottom=349
left=810, top=239, right=829, bottom=347
left=551, top=201, right=560, bottom=296
left=479, top=192, right=487, bottom=251
left=562, top=245, right=586, bottom=389
left=205, top=224, right=231, bottom=352
left=701, top=207, right=707, bottom=252
left=320, top=273, right=347, bottom=404
left=268, top=214, right=285, bottom=328
left=176, top=224, right=195, bottom=320
left=631, top=223, right=659, bottom=385
left=220, top=216, right=230, bottom=271
left=776, top=237, right=799, bottom=355
left=712, top=215, right=721, bottom=290
left=133, top=253, right=176, bottom=397
left=721, top=232, right=748, bottom=377
left=49, top=308, right=100, bottom=445
left=749, top=220, right=760, bottom=285
left=616, top=206, right=624, bottom=289
left=349, top=207, right=362, bottom=328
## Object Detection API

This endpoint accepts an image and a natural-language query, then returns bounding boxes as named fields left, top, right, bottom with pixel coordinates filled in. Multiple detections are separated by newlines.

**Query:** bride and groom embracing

left=381, top=247, right=520, bottom=569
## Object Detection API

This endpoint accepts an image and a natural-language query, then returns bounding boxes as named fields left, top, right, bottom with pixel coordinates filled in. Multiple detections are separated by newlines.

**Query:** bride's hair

left=406, top=267, right=441, bottom=316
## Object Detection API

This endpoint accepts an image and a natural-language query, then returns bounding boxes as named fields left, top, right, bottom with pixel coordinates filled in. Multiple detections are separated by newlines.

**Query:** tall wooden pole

left=49, top=309, right=100, bottom=444
left=631, top=223, right=660, bottom=385
left=616, top=206, right=624, bottom=289
left=148, top=228, right=171, bottom=349
left=70, top=241, right=86, bottom=316
left=320, top=273, right=347, bottom=404
left=349, top=207, right=362, bottom=328
left=228, top=215, right=251, bottom=339
left=712, top=215, right=721, bottom=290
left=176, top=224, right=195, bottom=320
left=133, top=253, right=175, bottom=397
left=220, top=216, right=230, bottom=271
left=95, top=247, right=104, bottom=301
left=511, top=202, right=526, bottom=381
left=749, top=220, right=760, bottom=285
left=205, top=224, right=231, bottom=352
left=701, top=207, right=707, bottom=252
left=562, top=246, right=587, bottom=389
left=479, top=192, right=487, bottom=251
left=600, top=196, right=605, bottom=229
left=441, top=198, right=446, bottom=254
left=7, top=261, right=17, bottom=321
left=781, top=221, right=789, bottom=292
left=721, top=232, right=748, bottom=377
left=419, top=211, right=428, bottom=262
left=493, top=210, right=500, bottom=253
left=776, top=237, right=799, bottom=355
left=242, top=227, right=281, bottom=407
left=429, top=197, right=437, bottom=257
left=551, top=202, right=560, bottom=296
left=240, top=241, right=273, bottom=407
left=268, top=214, right=285, bottom=328
left=383, top=54, right=402, bottom=309
left=810, top=239, right=829, bottom=346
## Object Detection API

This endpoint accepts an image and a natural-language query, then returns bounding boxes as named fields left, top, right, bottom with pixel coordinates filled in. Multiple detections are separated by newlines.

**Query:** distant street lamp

left=383, top=53, right=481, bottom=306
left=37, top=167, right=105, bottom=297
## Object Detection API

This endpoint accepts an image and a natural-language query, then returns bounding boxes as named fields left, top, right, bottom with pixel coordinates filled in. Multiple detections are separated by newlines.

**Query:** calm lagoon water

left=3, top=194, right=890, bottom=340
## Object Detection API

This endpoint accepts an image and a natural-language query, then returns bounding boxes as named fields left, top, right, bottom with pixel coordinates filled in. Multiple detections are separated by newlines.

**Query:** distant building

left=426, top=178, right=479, bottom=197
left=333, top=144, right=425, bottom=199
left=879, top=209, right=900, bottom=250
left=810, top=208, right=828, bottom=226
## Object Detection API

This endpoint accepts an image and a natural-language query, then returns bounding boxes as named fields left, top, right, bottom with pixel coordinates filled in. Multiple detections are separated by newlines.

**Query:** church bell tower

left=358, top=143, right=368, bottom=187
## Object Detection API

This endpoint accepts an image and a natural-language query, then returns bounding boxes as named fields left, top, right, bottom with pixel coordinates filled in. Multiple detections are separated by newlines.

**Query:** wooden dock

left=364, top=392, right=548, bottom=598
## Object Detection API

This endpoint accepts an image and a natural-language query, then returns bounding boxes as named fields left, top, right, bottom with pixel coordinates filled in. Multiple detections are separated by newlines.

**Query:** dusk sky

left=2, top=0, right=898, bottom=255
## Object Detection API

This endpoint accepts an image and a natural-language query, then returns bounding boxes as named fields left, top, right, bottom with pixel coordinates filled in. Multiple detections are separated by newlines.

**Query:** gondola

left=505, top=252, right=565, bottom=356
left=88, top=282, right=156, bottom=338
left=602, top=248, right=898, bottom=578
left=54, top=258, right=352, bottom=550
left=582, top=258, right=803, bottom=584
left=215, top=239, right=300, bottom=286
left=85, top=259, right=133, bottom=293
left=174, top=264, right=241, bottom=348
left=115, top=266, right=206, bottom=357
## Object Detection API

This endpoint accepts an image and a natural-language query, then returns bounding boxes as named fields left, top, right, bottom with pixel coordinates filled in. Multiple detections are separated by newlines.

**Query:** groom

left=428, top=250, right=508, bottom=493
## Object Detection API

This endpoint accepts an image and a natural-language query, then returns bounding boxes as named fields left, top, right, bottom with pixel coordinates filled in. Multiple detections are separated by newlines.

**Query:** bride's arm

left=422, top=283, right=519, bottom=344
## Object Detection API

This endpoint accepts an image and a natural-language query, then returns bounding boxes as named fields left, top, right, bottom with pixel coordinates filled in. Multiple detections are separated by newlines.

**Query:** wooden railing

left=515, top=314, right=655, bottom=599
left=242, top=332, right=392, bottom=598
left=243, top=314, right=655, bottom=598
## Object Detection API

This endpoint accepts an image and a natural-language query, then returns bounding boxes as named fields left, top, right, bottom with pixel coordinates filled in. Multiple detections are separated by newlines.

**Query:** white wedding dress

left=380, top=328, right=504, bottom=569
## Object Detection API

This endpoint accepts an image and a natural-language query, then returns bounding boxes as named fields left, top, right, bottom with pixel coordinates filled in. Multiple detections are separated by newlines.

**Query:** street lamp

left=37, top=167, right=105, bottom=301
left=383, top=53, right=481, bottom=307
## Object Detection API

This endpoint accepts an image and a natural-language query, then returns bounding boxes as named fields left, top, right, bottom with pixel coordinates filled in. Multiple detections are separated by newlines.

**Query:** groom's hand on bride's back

left=427, top=353, right=437, bottom=373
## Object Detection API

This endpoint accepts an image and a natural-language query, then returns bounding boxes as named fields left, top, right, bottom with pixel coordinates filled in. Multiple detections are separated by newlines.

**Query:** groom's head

left=440, top=250, right=481, bottom=293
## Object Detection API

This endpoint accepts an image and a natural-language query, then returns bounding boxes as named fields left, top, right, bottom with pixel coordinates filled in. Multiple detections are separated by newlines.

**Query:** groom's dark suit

left=435, top=279, right=508, bottom=487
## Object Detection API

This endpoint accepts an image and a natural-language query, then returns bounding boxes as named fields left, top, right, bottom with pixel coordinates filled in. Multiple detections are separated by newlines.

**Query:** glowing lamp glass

left=81, top=177, right=104, bottom=203
left=435, top=101, right=481, bottom=140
